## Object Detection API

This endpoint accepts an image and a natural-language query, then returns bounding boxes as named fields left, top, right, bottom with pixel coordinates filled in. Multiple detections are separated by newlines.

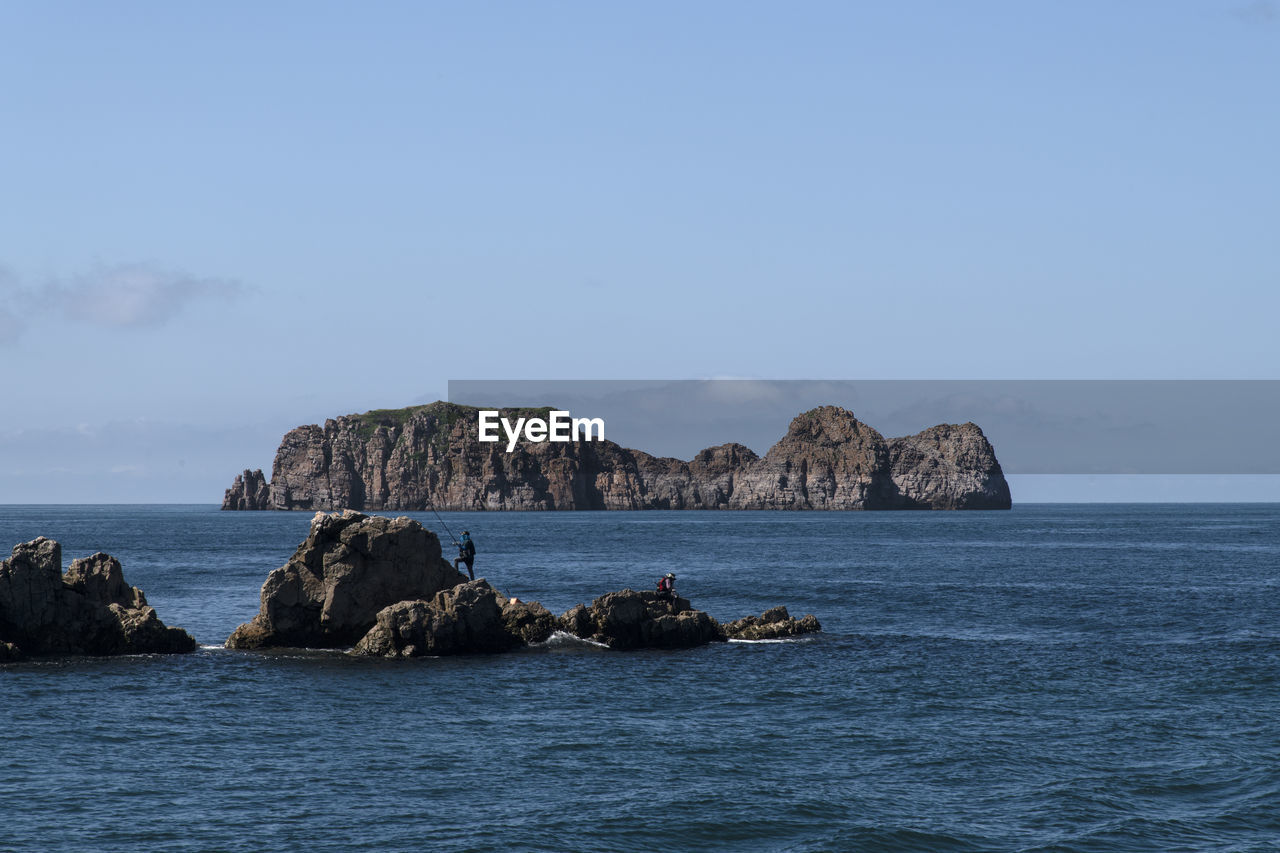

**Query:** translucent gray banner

left=447, top=380, right=1280, bottom=475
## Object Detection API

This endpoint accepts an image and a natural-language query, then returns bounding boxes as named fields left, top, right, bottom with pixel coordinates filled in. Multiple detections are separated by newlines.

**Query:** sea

left=2, top=504, right=1278, bottom=853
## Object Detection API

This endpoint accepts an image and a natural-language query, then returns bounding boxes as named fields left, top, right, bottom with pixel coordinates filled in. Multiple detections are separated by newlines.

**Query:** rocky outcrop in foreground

left=223, top=402, right=1011, bottom=511
left=556, top=595, right=821, bottom=647
left=353, top=580, right=553, bottom=657
left=0, top=538, right=196, bottom=660
left=558, top=590, right=724, bottom=650
left=355, top=587, right=822, bottom=658
left=229, top=512, right=821, bottom=657
left=722, top=606, right=822, bottom=640
left=226, top=510, right=466, bottom=649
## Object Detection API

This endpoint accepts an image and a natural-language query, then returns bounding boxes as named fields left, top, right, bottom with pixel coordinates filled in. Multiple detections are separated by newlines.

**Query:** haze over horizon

left=2, top=2, right=1277, bottom=503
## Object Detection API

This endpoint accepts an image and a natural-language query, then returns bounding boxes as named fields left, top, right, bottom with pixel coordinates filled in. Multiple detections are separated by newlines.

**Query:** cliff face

left=223, top=402, right=1011, bottom=511
left=726, top=407, right=897, bottom=509
left=888, top=423, right=1012, bottom=510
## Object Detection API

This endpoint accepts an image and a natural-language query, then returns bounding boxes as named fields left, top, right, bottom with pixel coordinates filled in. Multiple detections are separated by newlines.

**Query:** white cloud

left=42, top=263, right=246, bottom=328
left=0, top=261, right=247, bottom=340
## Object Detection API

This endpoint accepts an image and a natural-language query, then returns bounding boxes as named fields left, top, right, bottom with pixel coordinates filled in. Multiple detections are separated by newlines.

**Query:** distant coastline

left=223, top=401, right=1011, bottom=512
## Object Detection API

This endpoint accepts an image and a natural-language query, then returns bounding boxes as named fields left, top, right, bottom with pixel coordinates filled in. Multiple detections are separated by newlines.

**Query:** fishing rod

left=426, top=494, right=506, bottom=597
left=424, top=492, right=460, bottom=549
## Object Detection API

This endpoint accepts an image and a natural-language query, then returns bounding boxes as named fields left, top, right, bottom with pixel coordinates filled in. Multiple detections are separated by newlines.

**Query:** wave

left=728, top=636, right=811, bottom=644
left=533, top=630, right=610, bottom=650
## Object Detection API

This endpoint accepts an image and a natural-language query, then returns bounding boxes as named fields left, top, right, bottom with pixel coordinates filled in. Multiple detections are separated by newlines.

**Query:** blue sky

left=1, top=1, right=1277, bottom=502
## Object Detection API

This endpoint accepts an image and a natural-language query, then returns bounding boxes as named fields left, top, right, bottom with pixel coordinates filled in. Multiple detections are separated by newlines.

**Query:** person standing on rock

left=454, top=531, right=476, bottom=581
left=656, top=572, right=676, bottom=602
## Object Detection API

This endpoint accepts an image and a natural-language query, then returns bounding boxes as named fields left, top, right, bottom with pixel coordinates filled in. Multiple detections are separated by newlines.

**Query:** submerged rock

left=226, top=510, right=466, bottom=649
left=558, top=589, right=725, bottom=650
left=0, top=538, right=195, bottom=659
left=722, top=606, right=821, bottom=640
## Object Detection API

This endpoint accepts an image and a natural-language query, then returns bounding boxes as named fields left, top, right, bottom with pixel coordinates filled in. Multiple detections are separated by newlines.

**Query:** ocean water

left=2, top=504, right=1279, bottom=852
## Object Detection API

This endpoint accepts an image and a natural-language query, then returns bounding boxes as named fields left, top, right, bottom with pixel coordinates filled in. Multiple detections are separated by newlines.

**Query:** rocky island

left=223, top=402, right=1010, bottom=511
left=228, top=510, right=821, bottom=656
left=0, top=538, right=196, bottom=660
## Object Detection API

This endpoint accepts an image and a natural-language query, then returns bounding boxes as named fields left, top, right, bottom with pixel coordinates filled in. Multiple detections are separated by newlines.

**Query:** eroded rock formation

left=887, top=423, right=1011, bottom=510
left=501, top=596, right=558, bottom=646
left=222, top=403, right=1011, bottom=512
left=223, top=469, right=270, bottom=511
left=351, top=580, right=562, bottom=658
left=557, top=589, right=726, bottom=650
left=225, top=510, right=467, bottom=649
left=352, top=580, right=522, bottom=657
left=0, top=538, right=196, bottom=659
left=722, top=606, right=822, bottom=641
left=726, top=408, right=897, bottom=509
left=230, top=513, right=823, bottom=657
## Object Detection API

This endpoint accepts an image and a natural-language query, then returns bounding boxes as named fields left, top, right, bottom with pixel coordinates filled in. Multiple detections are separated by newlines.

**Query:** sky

left=1, top=1, right=1277, bottom=502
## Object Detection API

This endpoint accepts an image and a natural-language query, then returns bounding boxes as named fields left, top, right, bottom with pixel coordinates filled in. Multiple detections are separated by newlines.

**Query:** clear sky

left=1, top=1, right=1277, bottom=502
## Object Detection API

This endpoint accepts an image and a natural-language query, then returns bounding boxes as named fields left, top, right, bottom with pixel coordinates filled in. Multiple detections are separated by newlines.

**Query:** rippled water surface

left=2, top=504, right=1279, bottom=852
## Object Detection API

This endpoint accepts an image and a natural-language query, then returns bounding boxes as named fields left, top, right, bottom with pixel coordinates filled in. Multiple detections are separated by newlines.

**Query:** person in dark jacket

left=454, top=531, right=476, bottom=580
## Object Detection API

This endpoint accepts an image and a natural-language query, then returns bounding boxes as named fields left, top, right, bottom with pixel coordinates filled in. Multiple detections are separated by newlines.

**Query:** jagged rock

left=220, top=509, right=822, bottom=657
left=500, top=595, right=557, bottom=645
left=728, top=406, right=898, bottom=509
left=557, top=589, right=725, bottom=650
left=352, top=580, right=523, bottom=657
left=687, top=443, right=758, bottom=508
left=226, top=510, right=467, bottom=649
left=559, top=603, right=593, bottom=639
left=113, top=603, right=198, bottom=653
left=1, top=536, right=62, bottom=637
left=222, top=469, right=271, bottom=510
left=722, top=605, right=822, bottom=640
left=0, top=538, right=195, bottom=659
left=64, top=552, right=145, bottom=609
left=221, top=402, right=1010, bottom=512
